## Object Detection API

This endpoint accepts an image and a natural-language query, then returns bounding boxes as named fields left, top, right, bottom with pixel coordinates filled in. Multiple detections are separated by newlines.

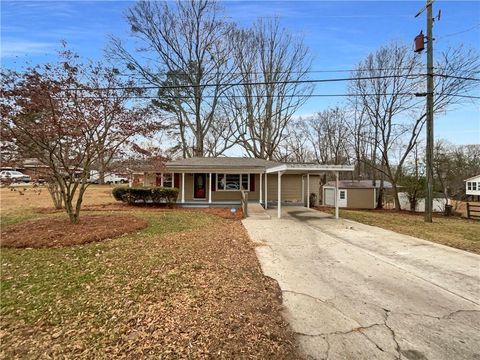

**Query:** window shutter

left=249, top=174, right=255, bottom=192
left=211, top=174, right=216, bottom=191
left=174, top=173, right=180, bottom=188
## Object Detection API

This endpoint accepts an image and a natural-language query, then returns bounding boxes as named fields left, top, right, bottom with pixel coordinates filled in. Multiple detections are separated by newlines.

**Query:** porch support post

left=264, top=173, right=268, bottom=209
left=302, top=175, right=305, bottom=206
left=181, top=173, right=185, bottom=203
left=307, top=173, right=310, bottom=208
left=335, top=171, right=339, bottom=219
left=277, top=171, right=283, bottom=219
left=209, top=173, right=212, bottom=204
left=259, top=173, right=263, bottom=204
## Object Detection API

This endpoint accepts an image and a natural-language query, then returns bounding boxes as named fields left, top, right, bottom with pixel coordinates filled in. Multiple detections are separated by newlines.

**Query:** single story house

left=323, top=180, right=393, bottom=209
left=465, top=175, right=480, bottom=201
left=163, top=157, right=354, bottom=218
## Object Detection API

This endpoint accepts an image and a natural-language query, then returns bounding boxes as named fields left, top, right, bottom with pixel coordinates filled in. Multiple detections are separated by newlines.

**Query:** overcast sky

left=2, top=0, right=479, bottom=145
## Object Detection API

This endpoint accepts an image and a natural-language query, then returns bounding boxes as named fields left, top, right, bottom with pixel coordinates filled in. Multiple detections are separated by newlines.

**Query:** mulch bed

left=0, top=215, right=148, bottom=248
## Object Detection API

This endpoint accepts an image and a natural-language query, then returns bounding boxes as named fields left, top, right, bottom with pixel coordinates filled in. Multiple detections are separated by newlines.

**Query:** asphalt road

left=243, top=207, right=480, bottom=360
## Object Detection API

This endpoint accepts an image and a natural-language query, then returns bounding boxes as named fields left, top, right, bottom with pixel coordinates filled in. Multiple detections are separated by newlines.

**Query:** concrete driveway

left=242, top=206, right=480, bottom=360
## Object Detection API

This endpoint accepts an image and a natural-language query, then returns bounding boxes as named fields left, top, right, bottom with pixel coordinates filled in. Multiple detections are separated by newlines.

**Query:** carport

left=264, top=164, right=354, bottom=219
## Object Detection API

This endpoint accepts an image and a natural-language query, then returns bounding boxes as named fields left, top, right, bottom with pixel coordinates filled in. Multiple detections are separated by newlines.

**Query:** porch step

left=247, top=203, right=271, bottom=220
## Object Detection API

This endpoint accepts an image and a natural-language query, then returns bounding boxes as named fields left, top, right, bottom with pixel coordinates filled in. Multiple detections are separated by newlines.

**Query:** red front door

left=193, top=173, right=207, bottom=199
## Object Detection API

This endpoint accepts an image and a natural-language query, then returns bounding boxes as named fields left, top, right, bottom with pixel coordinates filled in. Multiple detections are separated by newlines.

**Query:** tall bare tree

left=349, top=41, right=479, bottom=210
left=349, top=41, right=424, bottom=209
left=304, top=107, right=351, bottom=166
left=109, top=0, right=236, bottom=158
left=228, top=19, right=313, bottom=160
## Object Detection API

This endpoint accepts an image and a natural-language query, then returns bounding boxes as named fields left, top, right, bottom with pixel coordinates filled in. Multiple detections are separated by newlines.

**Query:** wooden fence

left=466, top=203, right=480, bottom=220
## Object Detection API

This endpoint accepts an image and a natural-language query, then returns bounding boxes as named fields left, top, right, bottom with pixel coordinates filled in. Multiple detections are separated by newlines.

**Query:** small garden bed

left=0, top=215, right=148, bottom=248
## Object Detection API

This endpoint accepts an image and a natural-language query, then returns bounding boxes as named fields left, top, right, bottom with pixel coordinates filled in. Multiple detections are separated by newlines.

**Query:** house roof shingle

left=166, top=157, right=282, bottom=170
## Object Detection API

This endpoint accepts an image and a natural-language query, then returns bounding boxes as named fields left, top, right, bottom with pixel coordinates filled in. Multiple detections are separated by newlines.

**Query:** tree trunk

left=409, top=195, right=417, bottom=212
left=392, top=183, right=402, bottom=211
left=64, top=196, right=79, bottom=224
left=376, top=176, right=385, bottom=209
left=46, top=180, right=63, bottom=209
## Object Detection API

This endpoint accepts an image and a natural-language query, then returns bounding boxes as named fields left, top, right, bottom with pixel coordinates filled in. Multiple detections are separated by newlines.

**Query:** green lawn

left=319, top=207, right=480, bottom=254
left=1, top=209, right=297, bottom=359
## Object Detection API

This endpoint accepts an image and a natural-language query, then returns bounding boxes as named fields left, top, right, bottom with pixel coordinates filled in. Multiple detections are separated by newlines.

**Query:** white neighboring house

left=465, top=174, right=480, bottom=198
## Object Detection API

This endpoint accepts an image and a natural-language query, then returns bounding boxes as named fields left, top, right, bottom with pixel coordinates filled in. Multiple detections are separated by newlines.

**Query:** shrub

left=112, top=187, right=128, bottom=201
left=112, top=186, right=179, bottom=205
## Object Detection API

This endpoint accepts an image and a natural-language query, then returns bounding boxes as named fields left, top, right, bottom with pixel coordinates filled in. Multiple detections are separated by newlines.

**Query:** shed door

left=324, top=188, right=335, bottom=206
left=338, top=190, right=347, bottom=208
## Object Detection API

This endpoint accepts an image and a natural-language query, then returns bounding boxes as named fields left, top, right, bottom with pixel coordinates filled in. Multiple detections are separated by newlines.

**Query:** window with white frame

left=467, top=182, right=472, bottom=190
left=216, top=174, right=249, bottom=191
left=473, top=182, right=478, bottom=191
left=162, top=173, right=173, bottom=188
left=339, top=190, right=346, bottom=200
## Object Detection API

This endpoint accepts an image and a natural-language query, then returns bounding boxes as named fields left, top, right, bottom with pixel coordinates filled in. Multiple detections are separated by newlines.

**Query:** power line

left=437, top=23, right=480, bottom=40
left=56, top=92, right=480, bottom=100
left=129, top=67, right=426, bottom=77
left=434, top=74, right=480, bottom=82
left=68, top=73, right=427, bottom=92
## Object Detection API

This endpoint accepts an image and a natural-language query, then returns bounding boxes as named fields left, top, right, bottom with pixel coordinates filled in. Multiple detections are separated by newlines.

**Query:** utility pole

left=415, top=0, right=435, bottom=223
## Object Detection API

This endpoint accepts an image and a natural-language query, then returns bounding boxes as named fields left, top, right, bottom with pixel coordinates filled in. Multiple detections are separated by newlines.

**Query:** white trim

left=335, top=171, right=339, bottom=219
left=181, top=173, right=185, bottom=203
left=302, top=175, right=305, bottom=206
left=307, top=173, right=310, bottom=208
left=215, top=173, right=249, bottom=192
left=208, top=173, right=212, bottom=204
left=259, top=173, right=263, bottom=204
left=265, top=173, right=268, bottom=209
left=266, top=164, right=355, bottom=174
left=277, top=171, right=283, bottom=219
left=161, top=173, right=174, bottom=188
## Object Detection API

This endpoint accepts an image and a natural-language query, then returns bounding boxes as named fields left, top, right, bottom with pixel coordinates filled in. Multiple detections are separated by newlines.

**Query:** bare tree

left=1, top=49, right=152, bottom=223
left=350, top=41, right=479, bottom=210
left=86, top=63, right=159, bottom=183
left=228, top=19, right=313, bottom=160
left=277, top=117, right=314, bottom=162
left=350, top=41, right=426, bottom=210
left=109, top=0, right=236, bottom=158
left=302, top=107, right=351, bottom=166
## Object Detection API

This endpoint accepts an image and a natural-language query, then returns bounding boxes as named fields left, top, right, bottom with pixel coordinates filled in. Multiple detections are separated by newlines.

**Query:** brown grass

left=1, top=186, right=299, bottom=358
left=0, top=185, right=116, bottom=214
left=317, top=206, right=480, bottom=254
left=1, top=215, right=148, bottom=248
